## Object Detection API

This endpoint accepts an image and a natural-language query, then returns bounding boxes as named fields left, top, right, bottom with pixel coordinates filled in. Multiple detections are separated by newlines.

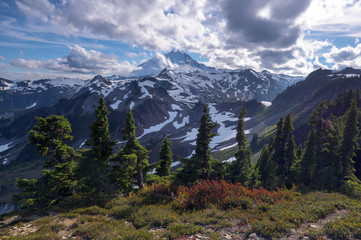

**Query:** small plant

left=165, top=223, right=205, bottom=239
left=130, top=204, right=179, bottom=228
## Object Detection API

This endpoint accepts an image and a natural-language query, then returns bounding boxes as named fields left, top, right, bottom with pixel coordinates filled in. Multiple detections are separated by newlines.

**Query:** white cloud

left=356, top=38, right=360, bottom=44
left=324, top=44, right=361, bottom=69
left=10, top=44, right=139, bottom=75
left=0, top=56, right=6, bottom=60
left=8, top=0, right=361, bottom=77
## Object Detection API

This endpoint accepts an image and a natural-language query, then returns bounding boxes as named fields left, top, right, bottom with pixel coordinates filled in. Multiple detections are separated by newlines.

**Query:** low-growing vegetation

left=1, top=181, right=361, bottom=239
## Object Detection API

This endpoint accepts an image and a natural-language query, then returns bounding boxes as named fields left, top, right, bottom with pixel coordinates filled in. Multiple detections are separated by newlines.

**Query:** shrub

left=71, top=205, right=108, bottom=215
left=130, top=205, right=179, bottom=228
left=129, top=181, right=178, bottom=205
left=72, top=220, right=152, bottom=240
left=165, top=223, right=205, bottom=239
left=173, top=180, right=295, bottom=209
left=110, top=204, right=134, bottom=219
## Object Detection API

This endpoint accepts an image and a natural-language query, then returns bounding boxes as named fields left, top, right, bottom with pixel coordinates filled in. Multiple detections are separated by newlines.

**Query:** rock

left=290, top=229, right=297, bottom=235
left=310, top=224, right=318, bottom=229
left=48, top=211, right=58, bottom=217
left=248, top=233, right=263, bottom=240
left=224, top=234, right=233, bottom=239
left=30, top=215, right=40, bottom=221
left=302, top=237, right=310, bottom=240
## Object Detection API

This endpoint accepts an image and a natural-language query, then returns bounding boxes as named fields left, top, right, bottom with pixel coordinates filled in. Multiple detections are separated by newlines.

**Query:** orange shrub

left=173, top=180, right=295, bottom=209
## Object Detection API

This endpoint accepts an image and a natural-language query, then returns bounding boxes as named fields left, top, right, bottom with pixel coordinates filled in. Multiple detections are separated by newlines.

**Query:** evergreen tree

left=340, top=99, right=360, bottom=178
left=177, top=104, right=218, bottom=182
left=299, top=129, right=317, bottom=186
left=255, top=145, right=276, bottom=188
left=121, top=109, right=149, bottom=189
left=79, top=94, right=115, bottom=194
left=284, top=135, right=297, bottom=187
left=236, top=106, right=247, bottom=150
left=194, top=104, right=218, bottom=178
left=230, top=148, right=252, bottom=184
left=229, top=107, right=252, bottom=184
left=109, top=148, right=136, bottom=192
left=15, top=115, right=79, bottom=207
left=318, top=122, right=342, bottom=189
left=156, top=135, right=173, bottom=177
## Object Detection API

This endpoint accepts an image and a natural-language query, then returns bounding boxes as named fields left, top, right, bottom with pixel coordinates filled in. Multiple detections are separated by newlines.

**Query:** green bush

left=165, top=223, right=205, bottom=239
left=130, top=205, right=179, bottom=228
left=110, top=204, right=135, bottom=219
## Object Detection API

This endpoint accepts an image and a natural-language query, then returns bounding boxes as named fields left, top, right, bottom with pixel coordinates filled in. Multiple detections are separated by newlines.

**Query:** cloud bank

left=4, top=0, right=361, bottom=76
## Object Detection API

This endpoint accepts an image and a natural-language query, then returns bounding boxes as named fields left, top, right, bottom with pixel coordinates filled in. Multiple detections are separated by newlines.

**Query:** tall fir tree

left=279, top=113, right=295, bottom=185
left=193, top=104, right=218, bottom=178
left=15, top=115, right=79, bottom=207
left=299, top=129, right=317, bottom=186
left=236, top=106, right=247, bottom=150
left=229, top=107, right=252, bottom=185
left=340, top=99, right=360, bottom=178
left=156, top=135, right=173, bottom=177
left=318, top=122, right=342, bottom=189
left=284, top=135, right=298, bottom=187
left=79, top=94, right=115, bottom=194
left=177, top=104, right=218, bottom=182
left=121, top=109, right=149, bottom=189
left=255, top=145, right=276, bottom=189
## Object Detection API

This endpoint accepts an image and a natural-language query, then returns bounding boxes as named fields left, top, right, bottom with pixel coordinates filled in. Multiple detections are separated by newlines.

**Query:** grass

left=1, top=181, right=361, bottom=239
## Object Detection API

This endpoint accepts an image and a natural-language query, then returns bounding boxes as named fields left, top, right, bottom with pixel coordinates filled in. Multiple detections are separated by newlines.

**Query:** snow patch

left=173, top=116, right=189, bottom=129
left=171, top=161, right=181, bottom=167
left=171, top=104, right=182, bottom=111
left=208, top=105, right=238, bottom=150
left=139, top=112, right=177, bottom=138
left=130, top=101, right=135, bottom=110
left=223, top=156, right=236, bottom=163
left=26, top=102, right=37, bottom=109
left=0, top=142, right=13, bottom=153
left=261, top=101, right=272, bottom=107
left=110, top=100, right=122, bottom=110
left=79, top=140, right=86, bottom=148
left=219, top=142, right=238, bottom=151
left=181, top=128, right=198, bottom=145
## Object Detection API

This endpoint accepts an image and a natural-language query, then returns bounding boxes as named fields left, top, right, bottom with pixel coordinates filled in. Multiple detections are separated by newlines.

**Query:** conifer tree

left=284, top=135, right=297, bottom=187
left=156, top=135, right=173, bottom=177
left=121, top=109, right=149, bottom=189
left=340, top=99, right=360, bottom=178
left=177, top=104, right=218, bottom=182
left=318, top=123, right=342, bottom=189
left=299, top=129, right=317, bottom=186
left=79, top=94, right=115, bottom=194
left=236, top=106, right=247, bottom=150
left=255, top=145, right=276, bottom=188
left=15, top=115, right=79, bottom=207
left=193, top=104, right=218, bottom=178
left=229, top=107, right=252, bottom=184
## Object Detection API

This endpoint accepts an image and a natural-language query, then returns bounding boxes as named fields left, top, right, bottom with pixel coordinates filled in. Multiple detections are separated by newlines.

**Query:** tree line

left=14, top=89, right=361, bottom=208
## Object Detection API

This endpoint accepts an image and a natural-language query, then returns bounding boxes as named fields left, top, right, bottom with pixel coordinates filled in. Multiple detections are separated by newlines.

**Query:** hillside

left=1, top=181, right=361, bottom=240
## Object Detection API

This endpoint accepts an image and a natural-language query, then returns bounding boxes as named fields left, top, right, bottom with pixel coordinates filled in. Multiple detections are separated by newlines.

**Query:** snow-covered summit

left=129, top=50, right=215, bottom=77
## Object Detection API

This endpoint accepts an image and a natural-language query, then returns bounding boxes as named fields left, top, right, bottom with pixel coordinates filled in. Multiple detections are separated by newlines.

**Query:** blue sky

left=0, top=0, right=361, bottom=80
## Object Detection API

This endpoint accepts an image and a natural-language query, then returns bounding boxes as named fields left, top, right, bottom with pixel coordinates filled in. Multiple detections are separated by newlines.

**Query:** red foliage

left=173, top=180, right=295, bottom=209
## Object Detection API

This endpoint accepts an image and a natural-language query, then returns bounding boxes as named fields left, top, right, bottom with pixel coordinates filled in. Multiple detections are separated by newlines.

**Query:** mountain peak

left=130, top=50, right=214, bottom=77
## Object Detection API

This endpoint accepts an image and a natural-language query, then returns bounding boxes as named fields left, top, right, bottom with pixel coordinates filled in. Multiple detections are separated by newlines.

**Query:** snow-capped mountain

left=0, top=50, right=304, bottom=168
left=130, top=49, right=216, bottom=77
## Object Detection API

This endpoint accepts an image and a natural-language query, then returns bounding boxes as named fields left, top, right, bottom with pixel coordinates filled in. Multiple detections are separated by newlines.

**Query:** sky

left=1, top=0, right=361, bottom=80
